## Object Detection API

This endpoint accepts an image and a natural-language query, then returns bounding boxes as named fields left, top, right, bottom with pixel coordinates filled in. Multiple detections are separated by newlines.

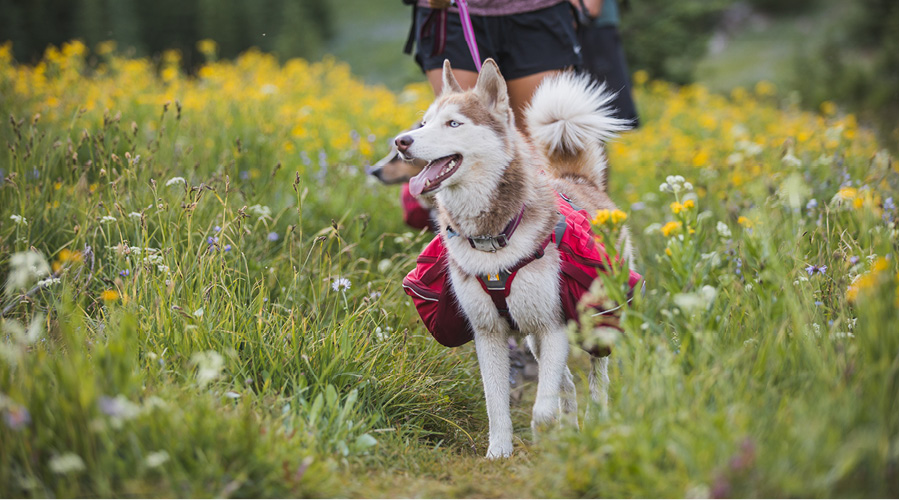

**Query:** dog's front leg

left=531, top=328, right=569, bottom=439
left=474, top=330, right=513, bottom=459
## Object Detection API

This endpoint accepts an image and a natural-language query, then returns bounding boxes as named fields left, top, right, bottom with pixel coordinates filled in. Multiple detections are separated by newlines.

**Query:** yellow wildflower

left=820, top=101, right=836, bottom=116
left=665, top=248, right=672, bottom=256
left=633, top=70, right=649, bottom=86
left=737, top=216, right=753, bottom=228
left=58, top=249, right=82, bottom=263
left=100, top=290, right=120, bottom=302
left=683, top=199, right=695, bottom=209
left=96, top=40, right=116, bottom=56
left=670, top=202, right=683, bottom=214
left=592, top=209, right=610, bottom=226
left=661, top=221, right=682, bottom=237
left=692, top=149, right=709, bottom=167
left=846, top=258, right=890, bottom=302
left=754, top=80, right=776, bottom=97
left=197, top=39, right=218, bottom=56
left=610, top=209, right=628, bottom=225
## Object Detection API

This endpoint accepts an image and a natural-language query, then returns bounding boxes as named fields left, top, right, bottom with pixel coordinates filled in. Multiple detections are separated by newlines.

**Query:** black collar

left=446, top=204, right=527, bottom=252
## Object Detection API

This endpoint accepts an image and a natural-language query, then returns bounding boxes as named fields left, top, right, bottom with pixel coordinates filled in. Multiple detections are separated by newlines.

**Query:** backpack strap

left=476, top=235, right=552, bottom=330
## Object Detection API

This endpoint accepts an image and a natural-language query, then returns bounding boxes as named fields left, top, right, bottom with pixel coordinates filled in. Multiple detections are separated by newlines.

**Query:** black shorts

left=413, top=2, right=582, bottom=80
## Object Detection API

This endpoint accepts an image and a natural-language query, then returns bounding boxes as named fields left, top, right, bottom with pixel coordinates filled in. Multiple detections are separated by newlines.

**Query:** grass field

left=0, top=41, right=897, bottom=497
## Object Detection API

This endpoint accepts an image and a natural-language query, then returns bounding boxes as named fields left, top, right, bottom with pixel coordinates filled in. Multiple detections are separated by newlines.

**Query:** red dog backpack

left=402, top=193, right=642, bottom=350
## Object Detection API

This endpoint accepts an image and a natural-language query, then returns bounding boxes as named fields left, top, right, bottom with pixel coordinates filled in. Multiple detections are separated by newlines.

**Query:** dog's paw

left=485, top=441, right=513, bottom=459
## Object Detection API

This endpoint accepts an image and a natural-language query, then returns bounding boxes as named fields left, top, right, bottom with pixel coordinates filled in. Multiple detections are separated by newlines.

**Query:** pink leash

left=455, top=0, right=482, bottom=71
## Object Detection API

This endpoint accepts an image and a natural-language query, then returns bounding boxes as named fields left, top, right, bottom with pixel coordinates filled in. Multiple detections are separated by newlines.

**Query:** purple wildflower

left=3, top=405, right=31, bottom=430
left=119, top=269, right=130, bottom=277
left=240, top=170, right=249, bottom=180
left=207, top=236, right=218, bottom=245
left=806, top=264, right=827, bottom=275
left=214, top=225, right=221, bottom=233
left=849, top=256, right=859, bottom=265
left=267, top=232, right=279, bottom=242
left=224, top=244, right=232, bottom=252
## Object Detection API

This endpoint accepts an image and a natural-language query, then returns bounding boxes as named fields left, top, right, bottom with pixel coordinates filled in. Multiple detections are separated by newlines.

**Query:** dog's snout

left=395, top=135, right=414, bottom=152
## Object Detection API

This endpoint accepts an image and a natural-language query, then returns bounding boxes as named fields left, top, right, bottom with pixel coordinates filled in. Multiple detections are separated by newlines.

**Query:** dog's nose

left=395, top=135, right=414, bottom=153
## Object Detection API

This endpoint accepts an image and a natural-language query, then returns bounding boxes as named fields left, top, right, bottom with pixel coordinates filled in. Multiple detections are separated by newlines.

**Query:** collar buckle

left=468, top=234, right=507, bottom=252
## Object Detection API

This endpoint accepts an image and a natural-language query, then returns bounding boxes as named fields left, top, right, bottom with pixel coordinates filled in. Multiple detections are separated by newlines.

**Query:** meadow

left=0, top=40, right=897, bottom=497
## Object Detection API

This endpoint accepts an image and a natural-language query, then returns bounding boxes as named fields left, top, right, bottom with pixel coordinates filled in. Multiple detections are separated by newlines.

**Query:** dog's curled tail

left=525, top=72, right=631, bottom=188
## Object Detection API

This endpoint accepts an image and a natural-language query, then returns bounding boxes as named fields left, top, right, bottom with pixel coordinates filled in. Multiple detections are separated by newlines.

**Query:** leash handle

left=455, top=0, right=481, bottom=72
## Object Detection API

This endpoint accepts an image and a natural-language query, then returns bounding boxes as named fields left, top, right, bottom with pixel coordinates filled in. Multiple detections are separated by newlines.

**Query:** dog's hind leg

left=559, top=365, right=579, bottom=428
left=589, top=355, right=610, bottom=416
left=530, top=329, right=570, bottom=439
left=525, top=335, right=578, bottom=428
left=475, top=331, right=514, bottom=459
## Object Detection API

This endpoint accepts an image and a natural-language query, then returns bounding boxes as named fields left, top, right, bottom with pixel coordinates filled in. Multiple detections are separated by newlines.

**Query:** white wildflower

left=9, top=214, right=27, bottom=225
left=716, top=221, right=732, bottom=239
left=332, top=277, right=351, bottom=292
left=248, top=204, right=272, bottom=220
left=673, top=285, right=717, bottom=313
left=37, top=277, right=60, bottom=287
left=191, top=351, right=224, bottom=386
left=145, top=450, right=170, bottom=468
left=165, top=176, right=186, bottom=186
left=6, top=251, right=51, bottom=294
left=782, top=152, right=802, bottom=168
left=99, top=394, right=141, bottom=427
left=128, top=212, right=142, bottom=219
left=49, top=452, right=86, bottom=474
left=100, top=215, right=117, bottom=224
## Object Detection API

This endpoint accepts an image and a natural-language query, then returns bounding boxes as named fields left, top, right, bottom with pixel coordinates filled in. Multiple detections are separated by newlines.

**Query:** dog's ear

left=474, top=59, right=509, bottom=115
left=441, top=59, right=463, bottom=95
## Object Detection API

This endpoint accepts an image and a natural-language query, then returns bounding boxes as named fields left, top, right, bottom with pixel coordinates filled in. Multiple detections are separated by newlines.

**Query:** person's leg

left=426, top=67, right=479, bottom=95
left=506, top=70, right=562, bottom=128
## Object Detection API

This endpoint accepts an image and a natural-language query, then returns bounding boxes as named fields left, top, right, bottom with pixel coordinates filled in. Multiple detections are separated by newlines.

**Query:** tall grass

left=0, top=41, right=897, bottom=497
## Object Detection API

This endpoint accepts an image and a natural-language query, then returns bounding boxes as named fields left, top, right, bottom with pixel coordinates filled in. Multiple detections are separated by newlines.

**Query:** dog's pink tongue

left=408, top=160, right=444, bottom=196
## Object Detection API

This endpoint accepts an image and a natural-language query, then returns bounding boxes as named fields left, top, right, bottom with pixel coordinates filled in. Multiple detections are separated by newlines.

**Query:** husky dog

left=395, top=59, right=632, bottom=458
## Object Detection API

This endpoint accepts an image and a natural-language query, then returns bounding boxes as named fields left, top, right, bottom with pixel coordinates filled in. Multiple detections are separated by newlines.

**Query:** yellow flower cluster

left=608, top=73, right=885, bottom=206
left=592, top=209, right=628, bottom=227
left=0, top=40, right=434, bottom=162
left=660, top=221, right=682, bottom=237
left=846, top=258, right=891, bottom=302
left=670, top=199, right=695, bottom=214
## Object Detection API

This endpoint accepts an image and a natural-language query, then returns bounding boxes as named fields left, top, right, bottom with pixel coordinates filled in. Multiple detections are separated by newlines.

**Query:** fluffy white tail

left=525, top=73, right=631, bottom=187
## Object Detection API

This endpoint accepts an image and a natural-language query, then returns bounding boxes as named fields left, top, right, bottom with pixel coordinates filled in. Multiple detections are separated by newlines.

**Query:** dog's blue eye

left=448, top=120, right=461, bottom=128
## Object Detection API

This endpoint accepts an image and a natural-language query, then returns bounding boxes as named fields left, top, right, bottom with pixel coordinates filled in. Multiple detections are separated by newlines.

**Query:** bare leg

left=506, top=70, right=562, bottom=130
left=426, top=68, right=479, bottom=94
left=428, top=68, right=563, bottom=133
left=474, top=330, right=514, bottom=459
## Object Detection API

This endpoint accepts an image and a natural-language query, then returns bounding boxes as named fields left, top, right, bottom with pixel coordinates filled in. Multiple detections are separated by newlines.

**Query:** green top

left=593, top=0, right=619, bottom=27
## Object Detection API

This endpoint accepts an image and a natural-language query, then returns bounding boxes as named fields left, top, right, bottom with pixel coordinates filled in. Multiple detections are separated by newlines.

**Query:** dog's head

left=394, top=59, right=515, bottom=197
left=366, top=124, right=427, bottom=184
